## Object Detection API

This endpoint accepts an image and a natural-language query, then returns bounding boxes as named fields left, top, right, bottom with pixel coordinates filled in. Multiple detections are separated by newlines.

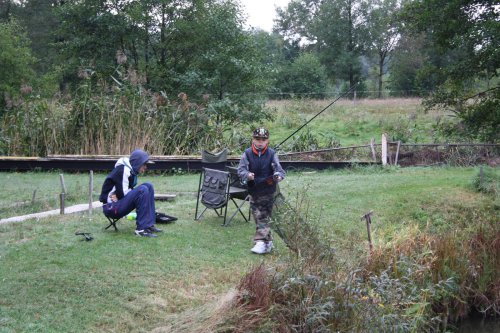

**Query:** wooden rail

left=0, top=155, right=374, bottom=172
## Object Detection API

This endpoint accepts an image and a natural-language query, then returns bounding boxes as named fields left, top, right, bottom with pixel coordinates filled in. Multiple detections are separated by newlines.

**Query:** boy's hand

left=247, top=172, right=255, bottom=181
left=274, top=173, right=283, bottom=182
left=110, top=194, right=118, bottom=202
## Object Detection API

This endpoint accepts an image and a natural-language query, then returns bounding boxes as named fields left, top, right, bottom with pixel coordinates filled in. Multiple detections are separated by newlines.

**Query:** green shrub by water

left=228, top=167, right=500, bottom=332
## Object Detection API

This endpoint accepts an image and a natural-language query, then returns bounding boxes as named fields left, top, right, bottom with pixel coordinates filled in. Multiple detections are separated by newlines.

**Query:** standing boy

left=99, top=149, right=163, bottom=237
left=238, top=128, right=285, bottom=254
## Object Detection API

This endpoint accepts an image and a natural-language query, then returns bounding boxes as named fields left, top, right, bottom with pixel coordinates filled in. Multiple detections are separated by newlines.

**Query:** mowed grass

left=0, top=171, right=268, bottom=332
left=0, top=166, right=495, bottom=332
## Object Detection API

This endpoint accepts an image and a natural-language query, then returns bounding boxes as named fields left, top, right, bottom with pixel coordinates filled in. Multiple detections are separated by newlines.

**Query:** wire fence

left=223, top=90, right=429, bottom=99
left=278, top=142, right=500, bottom=167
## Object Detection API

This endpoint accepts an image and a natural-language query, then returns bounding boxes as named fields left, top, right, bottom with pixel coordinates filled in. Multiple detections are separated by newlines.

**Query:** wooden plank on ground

left=0, top=201, right=104, bottom=225
left=1, top=194, right=176, bottom=225
left=154, top=194, right=176, bottom=201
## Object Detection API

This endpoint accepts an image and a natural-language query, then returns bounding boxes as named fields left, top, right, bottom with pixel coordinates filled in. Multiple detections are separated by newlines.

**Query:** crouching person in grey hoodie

left=99, top=149, right=162, bottom=237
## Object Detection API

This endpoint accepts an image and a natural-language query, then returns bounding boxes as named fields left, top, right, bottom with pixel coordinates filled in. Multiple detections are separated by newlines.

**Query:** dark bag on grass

left=155, top=212, right=177, bottom=224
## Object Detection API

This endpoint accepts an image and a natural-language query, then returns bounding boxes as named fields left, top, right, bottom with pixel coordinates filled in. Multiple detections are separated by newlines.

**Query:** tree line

left=0, top=0, right=498, bottom=156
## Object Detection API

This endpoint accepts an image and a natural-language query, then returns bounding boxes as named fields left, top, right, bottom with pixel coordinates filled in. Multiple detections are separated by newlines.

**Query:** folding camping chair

left=194, top=166, right=251, bottom=226
left=105, top=216, right=122, bottom=231
left=195, top=148, right=229, bottom=219
left=195, top=167, right=231, bottom=222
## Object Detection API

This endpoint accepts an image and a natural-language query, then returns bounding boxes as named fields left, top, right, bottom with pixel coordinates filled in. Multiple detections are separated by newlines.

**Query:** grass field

left=262, top=98, right=451, bottom=148
left=1, top=166, right=497, bottom=332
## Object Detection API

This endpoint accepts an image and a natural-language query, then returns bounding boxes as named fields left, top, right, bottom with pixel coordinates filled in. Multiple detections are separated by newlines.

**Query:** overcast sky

left=240, top=0, right=290, bottom=31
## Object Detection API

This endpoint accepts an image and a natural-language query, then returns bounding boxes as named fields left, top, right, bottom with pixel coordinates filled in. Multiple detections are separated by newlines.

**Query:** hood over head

left=129, top=149, right=153, bottom=173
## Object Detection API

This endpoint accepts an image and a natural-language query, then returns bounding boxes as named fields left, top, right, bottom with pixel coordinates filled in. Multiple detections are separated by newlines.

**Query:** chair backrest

left=201, top=149, right=228, bottom=170
left=200, top=168, right=230, bottom=209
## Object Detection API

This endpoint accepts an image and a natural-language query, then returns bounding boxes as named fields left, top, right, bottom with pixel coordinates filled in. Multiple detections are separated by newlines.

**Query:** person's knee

left=137, top=184, right=150, bottom=195
left=142, top=182, right=154, bottom=191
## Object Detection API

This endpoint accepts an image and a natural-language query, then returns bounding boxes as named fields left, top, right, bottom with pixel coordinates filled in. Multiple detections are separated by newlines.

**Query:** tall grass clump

left=471, top=167, right=499, bottom=208
left=0, top=98, right=72, bottom=156
left=0, top=67, right=240, bottom=156
left=67, top=73, right=220, bottom=155
left=230, top=190, right=349, bottom=332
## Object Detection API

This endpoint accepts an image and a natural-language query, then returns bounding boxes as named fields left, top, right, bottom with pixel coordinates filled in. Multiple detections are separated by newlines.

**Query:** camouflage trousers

left=250, top=192, right=275, bottom=242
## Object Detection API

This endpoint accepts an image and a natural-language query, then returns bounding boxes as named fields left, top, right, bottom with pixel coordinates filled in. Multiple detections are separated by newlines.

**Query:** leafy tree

left=165, top=0, right=272, bottom=129
left=275, top=52, right=329, bottom=98
left=6, top=0, right=61, bottom=74
left=0, top=20, right=36, bottom=112
left=55, top=0, right=137, bottom=86
left=365, top=0, right=400, bottom=98
left=49, top=0, right=273, bottom=140
left=251, top=30, right=293, bottom=68
left=0, top=0, right=15, bottom=22
left=123, top=0, right=170, bottom=84
left=250, top=30, right=301, bottom=98
left=388, top=33, right=427, bottom=96
left=401, top=0, right=500, bottom=142
left=275, top=0, right=369, bottom=92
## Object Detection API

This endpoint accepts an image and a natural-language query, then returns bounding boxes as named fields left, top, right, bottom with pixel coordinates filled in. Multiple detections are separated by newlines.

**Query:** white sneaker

left=251, top=241, right=267, bottom=254
left=265, top=241, right=273, bottom=253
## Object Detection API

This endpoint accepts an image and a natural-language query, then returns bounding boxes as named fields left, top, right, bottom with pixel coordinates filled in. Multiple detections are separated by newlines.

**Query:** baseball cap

left=252, top=127, right=269, bottom=138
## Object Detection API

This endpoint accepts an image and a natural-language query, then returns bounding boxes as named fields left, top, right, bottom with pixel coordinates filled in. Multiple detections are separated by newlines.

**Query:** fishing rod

left=274, top=82, right=360, bottom=151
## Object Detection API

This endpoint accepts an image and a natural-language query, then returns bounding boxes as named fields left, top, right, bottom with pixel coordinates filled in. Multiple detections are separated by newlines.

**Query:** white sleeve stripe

left=123, top=167, right=131, bottom=196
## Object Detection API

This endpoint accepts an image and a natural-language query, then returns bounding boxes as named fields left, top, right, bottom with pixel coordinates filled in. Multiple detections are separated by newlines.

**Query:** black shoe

left=155, top=212, right=178, bottom=224
left=134, top=229, right=158, bottom=237
left=146, top=225, right=163, bottom=233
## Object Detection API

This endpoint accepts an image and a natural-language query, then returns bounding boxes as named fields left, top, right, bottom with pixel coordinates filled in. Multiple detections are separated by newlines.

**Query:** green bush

left=471, top=167, right=499, bottom=196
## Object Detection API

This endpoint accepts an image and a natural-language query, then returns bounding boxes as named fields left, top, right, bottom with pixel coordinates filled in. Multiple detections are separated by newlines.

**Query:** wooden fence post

left=88, top=170, right=94, bottom=214
left=370, top=138, right=377, bottom=162
left=59, top=174, right=66, bottom=215
left=361, top=210, right=374, bottom=254
left=381, top=134, right=388, bottom=166
left=394, top=141, right=401, bottom=166
left=60, top=193, right=65, bottom=215
left=59, top=174, right=67, bottom=194
left=31, top=189, right=37, bottom=204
